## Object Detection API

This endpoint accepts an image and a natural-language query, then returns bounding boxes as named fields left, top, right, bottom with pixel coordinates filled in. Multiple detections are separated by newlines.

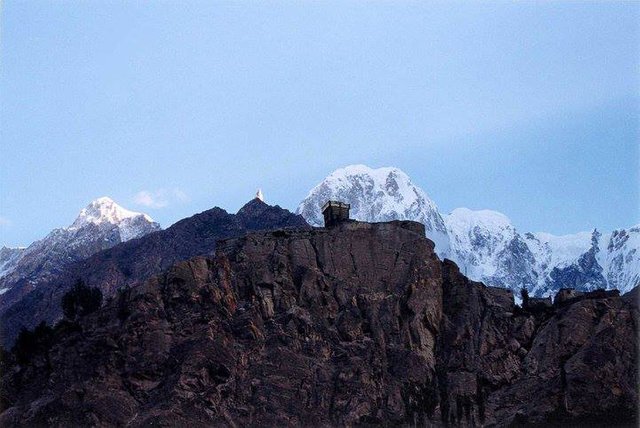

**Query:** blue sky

left=1, top=1, right=638, bottom=247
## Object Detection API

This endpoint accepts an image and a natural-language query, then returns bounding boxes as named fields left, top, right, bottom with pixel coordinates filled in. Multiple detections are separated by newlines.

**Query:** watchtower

left=322, top=201, right=350, bottom=227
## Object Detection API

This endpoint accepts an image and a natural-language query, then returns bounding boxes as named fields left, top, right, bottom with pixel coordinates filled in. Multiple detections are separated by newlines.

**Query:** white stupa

left=256, top=188, right=264, bottom=202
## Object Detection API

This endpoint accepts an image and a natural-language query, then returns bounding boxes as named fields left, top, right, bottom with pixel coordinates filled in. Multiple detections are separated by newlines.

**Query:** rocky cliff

left=1, top=220, right=636, bottom=426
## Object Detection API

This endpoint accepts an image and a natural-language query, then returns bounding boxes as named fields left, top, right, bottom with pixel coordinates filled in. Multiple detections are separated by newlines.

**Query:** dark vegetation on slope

left=5, top=280, right=103, bottom=367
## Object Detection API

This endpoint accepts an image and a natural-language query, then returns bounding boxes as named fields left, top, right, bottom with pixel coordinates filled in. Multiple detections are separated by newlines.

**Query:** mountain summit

left=70, top=197, right=158, bottom=241
left=71, top=196, right=154, bottom=228
left=297, top=165, right=450, bottom=253
left=2, top=217, right=635, bottom=426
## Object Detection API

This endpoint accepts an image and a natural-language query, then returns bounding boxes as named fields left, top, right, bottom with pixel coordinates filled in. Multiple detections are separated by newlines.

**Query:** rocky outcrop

left=1, top=220, right=636, bottom=426
left=438, top=260, right=637, bottom=426
left=0, top=199, right=308, bottom=346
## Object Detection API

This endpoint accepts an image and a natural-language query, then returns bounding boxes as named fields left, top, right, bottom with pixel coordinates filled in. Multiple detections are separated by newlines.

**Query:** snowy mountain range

left=1, top=168, right=636, bottom=303
left=0, top=197, right=160, bottom=302
left=297, top=165, right=639, bottom=296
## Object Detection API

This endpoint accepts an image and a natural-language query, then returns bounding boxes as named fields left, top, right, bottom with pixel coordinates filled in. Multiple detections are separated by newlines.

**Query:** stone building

left=322, top=201, right=351, bottom=227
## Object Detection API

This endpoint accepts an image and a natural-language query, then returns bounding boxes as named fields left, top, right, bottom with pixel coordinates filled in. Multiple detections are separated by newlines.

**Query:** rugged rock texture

left=438, top=261, right=637, bottom=426
left=0, top=199, right=308, bottom=346
left=1, top=221, right=636, bottom=427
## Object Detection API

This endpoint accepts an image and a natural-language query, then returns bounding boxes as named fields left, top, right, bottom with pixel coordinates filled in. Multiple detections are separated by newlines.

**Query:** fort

left=322, top=200, right=352, bottom=227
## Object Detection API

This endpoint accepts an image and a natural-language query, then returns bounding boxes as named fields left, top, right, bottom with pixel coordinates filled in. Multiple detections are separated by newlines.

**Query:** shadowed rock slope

left=0, top=199, right=308, bottom=346
left=1, top=220, right=636, bottom=426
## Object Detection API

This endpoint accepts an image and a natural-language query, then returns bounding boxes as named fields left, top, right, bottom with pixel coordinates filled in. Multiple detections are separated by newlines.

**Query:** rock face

left=1, top=220, right=636, bottom=426
left=0, top=199, right=308, bottom=346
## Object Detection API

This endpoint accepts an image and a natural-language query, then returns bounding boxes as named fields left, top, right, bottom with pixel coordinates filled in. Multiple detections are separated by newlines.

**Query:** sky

left=1, top=1, right=638, bottom=247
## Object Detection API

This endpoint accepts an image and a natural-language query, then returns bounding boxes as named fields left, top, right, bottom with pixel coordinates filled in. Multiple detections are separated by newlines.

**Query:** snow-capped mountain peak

left=297, top=164, right=450, bottom=254
left=0, top=197, right=161, bottom=289
left=525, top=230, right=594, bottom=269
left=71, top=196, right=154, bottom=229
left=446, top=208, right=515, bottom=239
